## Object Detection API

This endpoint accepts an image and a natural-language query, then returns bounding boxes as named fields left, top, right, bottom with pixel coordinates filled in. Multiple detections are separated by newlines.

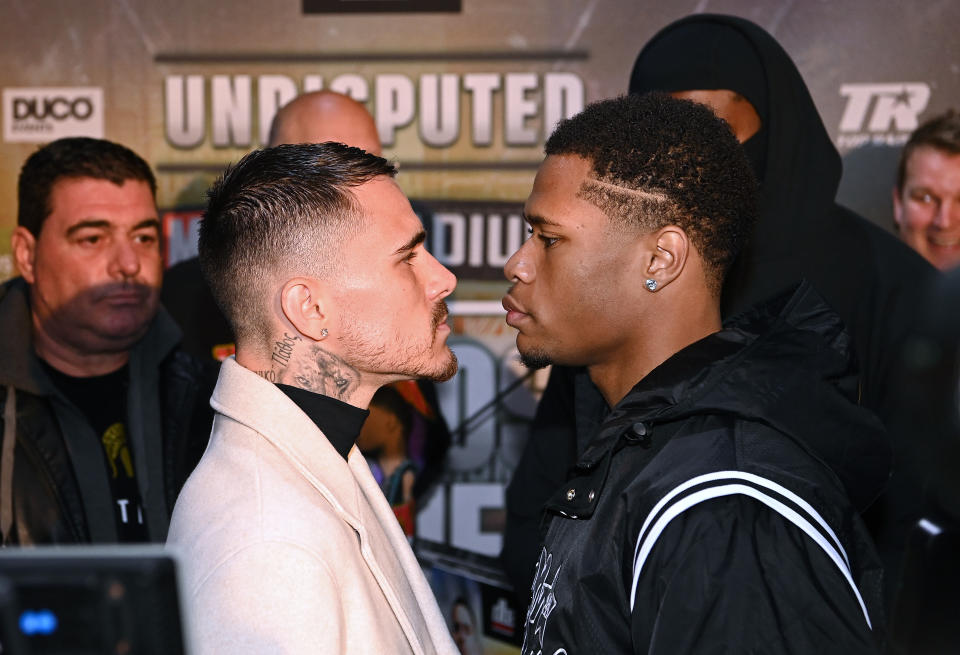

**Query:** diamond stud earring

left=644, top=279, right=658, bottom=292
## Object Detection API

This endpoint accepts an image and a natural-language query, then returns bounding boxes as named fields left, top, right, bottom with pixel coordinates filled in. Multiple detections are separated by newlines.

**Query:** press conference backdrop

left=1, top=0, right=958, bottom=556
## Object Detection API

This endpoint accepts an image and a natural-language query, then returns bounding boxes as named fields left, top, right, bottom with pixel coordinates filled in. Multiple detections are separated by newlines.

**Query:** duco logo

left=837, top=82, right=931, bottom=150
left=13, top=96, right=94, bottom=121
left=3, top=87, right=104, bottom=143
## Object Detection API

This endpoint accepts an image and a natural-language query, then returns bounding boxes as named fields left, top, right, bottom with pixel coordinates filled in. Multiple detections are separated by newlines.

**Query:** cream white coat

left=167, top=358, right=457, bottom=654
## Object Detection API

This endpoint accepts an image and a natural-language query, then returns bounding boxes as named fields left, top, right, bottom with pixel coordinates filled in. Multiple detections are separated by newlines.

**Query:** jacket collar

left=209, top=358, right=448, bottom=653
left=210, top=357, right=366, bottom=521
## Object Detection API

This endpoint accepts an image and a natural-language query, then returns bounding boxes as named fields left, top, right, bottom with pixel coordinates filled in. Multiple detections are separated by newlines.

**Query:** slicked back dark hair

left=897, top=109, right=960, bottom=191
left=18, top=137, right=157, bottom=236
left=545, top=92, right=758, bottom=294
left=200, top=142, right=397, bottom=343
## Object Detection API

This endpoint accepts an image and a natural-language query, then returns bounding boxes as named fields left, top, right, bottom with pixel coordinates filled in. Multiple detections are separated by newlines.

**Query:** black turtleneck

left=276, top=384, right=369, bottom=461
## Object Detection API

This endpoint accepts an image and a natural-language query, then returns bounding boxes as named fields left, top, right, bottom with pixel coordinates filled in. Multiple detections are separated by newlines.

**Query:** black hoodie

left=522, top=283, right=886, bottom=654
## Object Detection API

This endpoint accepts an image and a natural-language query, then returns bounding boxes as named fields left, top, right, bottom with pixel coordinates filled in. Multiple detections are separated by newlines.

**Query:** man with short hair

left=167, top=142, right=459, bottom=654
left=893, top=109, right=960, bottom=271
left=163, top=89, right=452, bottom=508
left=504, top=15, right=940, bottom=610
left=1, top=136, right=211, bottom=544
left=505, top=94, right=885, bottom=653
left=162, top=90, right=385, bottom=363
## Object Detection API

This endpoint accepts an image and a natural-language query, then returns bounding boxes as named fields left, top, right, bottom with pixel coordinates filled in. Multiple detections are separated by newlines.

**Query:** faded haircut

left=18, top=137, right=157, bottom=237
left=545, top=93, right=758, bottom=295
left=200, top=142, right=397, bottom=344
left=897, top=109, right=960, bottom=191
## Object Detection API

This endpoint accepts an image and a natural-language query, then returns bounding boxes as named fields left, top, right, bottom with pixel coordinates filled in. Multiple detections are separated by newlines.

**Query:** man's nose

left=109, top=238, right=142, bottom=279
left=426, top=250, right=457, bottom=299
left=933, top=198, right=958, bottom=229
left=504, top=239, right=534, bottom=283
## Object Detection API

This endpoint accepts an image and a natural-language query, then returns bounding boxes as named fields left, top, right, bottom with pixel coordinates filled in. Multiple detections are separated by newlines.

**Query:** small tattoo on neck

left=271, top=332, right=301, bottom=367
left=255, top=370, right=278, bottom=382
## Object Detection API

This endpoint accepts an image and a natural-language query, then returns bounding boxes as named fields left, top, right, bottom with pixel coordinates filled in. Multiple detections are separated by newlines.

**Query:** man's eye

left=79, top=235, right=101, bottom=245
left=538, top=234, right=559, bottom=247
left=404, top=250, right=419, bottom=265
left=134, top=233, right=158, bottom=245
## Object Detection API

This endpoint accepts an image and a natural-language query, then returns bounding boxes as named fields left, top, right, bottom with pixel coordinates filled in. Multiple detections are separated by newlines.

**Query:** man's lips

left=502, top=295, right=529, bottom=327
left=100, top=290, right=149, bottom=305
left=432, top=301, right=451, bottom=338
left=92, top=283, right=153, bottom=306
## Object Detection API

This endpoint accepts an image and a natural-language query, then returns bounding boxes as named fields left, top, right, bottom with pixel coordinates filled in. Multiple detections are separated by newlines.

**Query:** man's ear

left=892, top=187, right=904, bottom=231
left=10, top=227, right=37, bottom=284
left=644, top=226, right=688, bottom=291
left=280, top=277, right=331, bottom=341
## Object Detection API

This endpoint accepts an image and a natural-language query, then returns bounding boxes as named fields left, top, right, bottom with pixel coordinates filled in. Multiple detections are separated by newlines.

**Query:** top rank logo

left=837, top=82, right=931, bottom=150
left=3, top=87, right=104, bottom=143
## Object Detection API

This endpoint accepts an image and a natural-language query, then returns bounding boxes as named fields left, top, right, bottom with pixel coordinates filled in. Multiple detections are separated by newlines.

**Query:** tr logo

left=839, top=83, right=931, bottom=133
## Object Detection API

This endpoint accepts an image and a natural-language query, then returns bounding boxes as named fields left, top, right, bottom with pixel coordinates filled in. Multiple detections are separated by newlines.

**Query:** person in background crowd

left=358, top=385, right=418, bottom=536
left=167, top=143, right=459, bottom=654
left=162, top=90, right=453, bottom=506
left=505, top=92, right=885, bottom=654
left=268, top=89, right=382, bottom=154
left=450, top=596, right=483, bottom=655
left=1, top=137, right=211, bottom=544
left=893, top=109, right=960, bottom=271
left=502, top=14, right=941, bottom=611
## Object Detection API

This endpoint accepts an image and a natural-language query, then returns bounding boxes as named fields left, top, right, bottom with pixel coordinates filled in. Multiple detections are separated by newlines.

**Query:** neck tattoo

left=256, top=335, right=359, bottom=402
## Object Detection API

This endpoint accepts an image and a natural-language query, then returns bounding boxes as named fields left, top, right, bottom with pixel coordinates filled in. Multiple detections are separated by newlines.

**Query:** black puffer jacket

left=520, top=283, right=889, bottom=655
left=0, top=277, right=214, bottom=544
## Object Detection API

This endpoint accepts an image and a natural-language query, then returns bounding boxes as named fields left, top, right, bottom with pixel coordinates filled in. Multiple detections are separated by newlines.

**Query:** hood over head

left=629, top=14, right=845, bottom=314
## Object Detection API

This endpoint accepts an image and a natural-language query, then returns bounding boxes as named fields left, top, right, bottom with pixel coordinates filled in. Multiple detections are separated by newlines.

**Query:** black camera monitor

left=0, top=546, right=188, bottom=655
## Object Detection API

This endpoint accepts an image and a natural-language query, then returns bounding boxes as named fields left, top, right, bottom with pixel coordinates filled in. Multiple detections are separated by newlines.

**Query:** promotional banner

left=1, top=0, right=958, bottom=561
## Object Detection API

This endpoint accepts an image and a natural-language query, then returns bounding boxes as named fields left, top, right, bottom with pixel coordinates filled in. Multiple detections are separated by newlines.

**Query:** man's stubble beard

left=338, top=300, right=459, bottom=383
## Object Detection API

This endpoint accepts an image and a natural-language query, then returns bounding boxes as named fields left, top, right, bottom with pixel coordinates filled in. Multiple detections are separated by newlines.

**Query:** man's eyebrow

left=133, top=218, right=161, bottom=232
left=65, top=217, right=161, bottom=237
left=522, top=212, right=562, bottom=228
left=394, top=230, right=426, bottom=254
left=65, top=219, right=111, bottom=237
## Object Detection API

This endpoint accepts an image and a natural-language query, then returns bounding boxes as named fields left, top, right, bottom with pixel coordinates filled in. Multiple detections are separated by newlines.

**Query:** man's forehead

left=42, top=177, right=156, bottom=233
left=906, top=146, right=960, bottom=182
left=51, top=176, right=154, bottom=202
left=351, top=177, right=423, bottom=245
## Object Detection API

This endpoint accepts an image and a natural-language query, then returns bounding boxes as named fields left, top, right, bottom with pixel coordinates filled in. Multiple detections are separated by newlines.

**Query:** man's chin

left=424, top=350, right=459, bottom=382
left=518, top=347, right=553, bottom=370
left=97, top=314, right=154, bottom=344
left=400, top=348, right=459, bottom=383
